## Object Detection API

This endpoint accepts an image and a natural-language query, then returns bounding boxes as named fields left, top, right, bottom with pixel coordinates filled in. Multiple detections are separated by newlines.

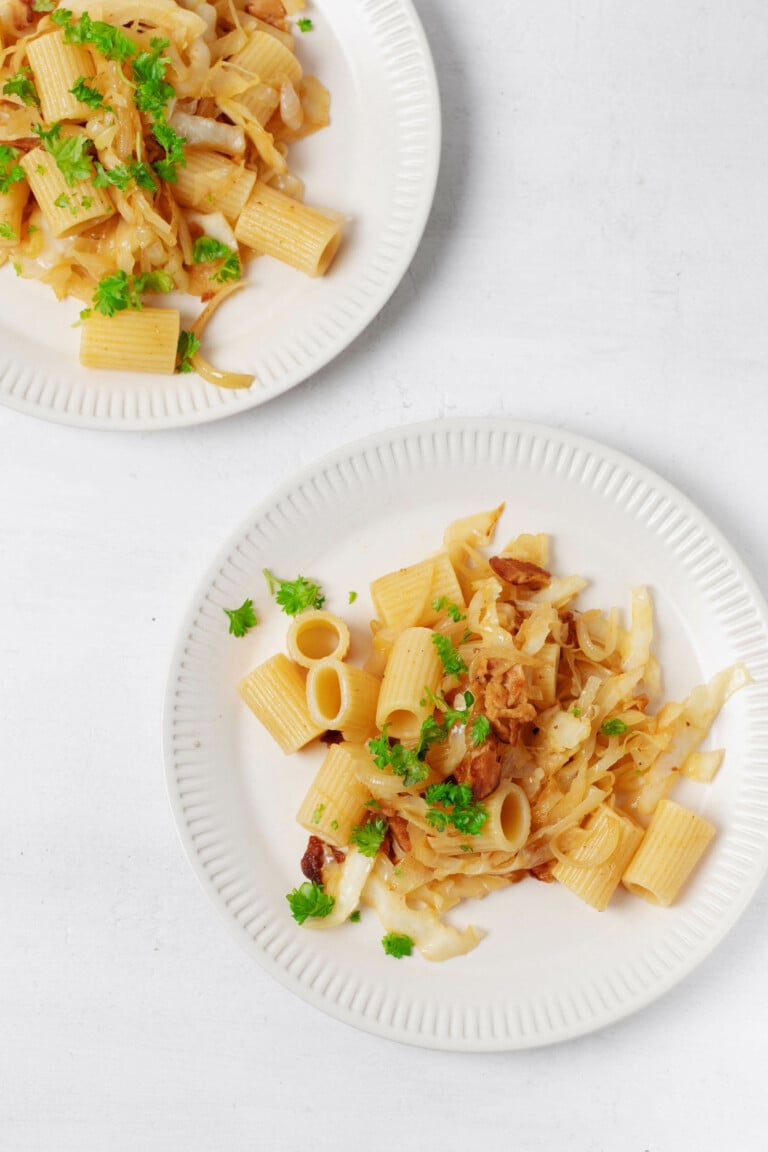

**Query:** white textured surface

left=165, top=421, right=768, bottom=1050
left=3, top=0, right=768, bottom=1146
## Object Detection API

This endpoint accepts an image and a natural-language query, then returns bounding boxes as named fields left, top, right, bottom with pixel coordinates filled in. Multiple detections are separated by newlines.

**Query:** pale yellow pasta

left=0, top=178, right=28, bottom=247
left=457, top=782, right=531, bottom=854
left=622, top=798, right=716, bottom=906
left=236, top=81, right=281, bottom=126
left=19, top=146, right=113, bottom=239
left=286, top=610, right=350, bottom=669
left=230, top=30, right=302, bottom=85
left=80, top=308, right=180, bottom=374
left=370, top=551, right=465, bottom=631
left=306, top=659, right=380, bottom=743
left=238, top=652, right=323, bottom=754
left=234, top=181, right=343, bottom=276
left=375, top=626, right=443, bottom=742
left=552, top=806, right=644, bottom=911
left=172, top=150, right=257, bottom=221
left=295, top=743, right=373, bottom=847
left=25, top=32, right=96, bottom=123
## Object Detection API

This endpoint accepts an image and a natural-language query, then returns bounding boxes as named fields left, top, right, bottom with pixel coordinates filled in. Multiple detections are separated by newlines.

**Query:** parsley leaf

left=431, top=596, right=465, bottom=622
left=223, top=598, right=258, bottom=637
left=93, top=159, right=157, bottom=193
left=176, top=329, right=200, bottom=373
left=415, top=689, right=489, bottom=754
left=0, top=222, right=16, bottom=239
left=382, top=932, right=413, bottom=959
left=350, top=817, right=388, bottom=858
left=152, top=121, right=186, bottom=182
left=87, top=268, right=172, bottom=318
left=600, top=717, right=629, bottom=736
left=3, top=69, right=40, bottom=108
left=349, top=910, right=361, bottom=923
left=263, top=569, right=325, bottom=616
left=469, top=713, right=491, bottom=746
left=32, top=0, right=57, bottom=10
left=132, top=38, right=175, bottom=119
left=192, top=235, right=241, bottom=283
left=348, top=590, right=358, bottom=604
left=431, top=632, right=468, bottom=677
left=286, top=881, right=334, bottom=925
left=0, top=145, right=25, bottom=194
left=133, top=269, right=174, bottom=295
left=69, top=76, right=105, bottom=109
left=425, top=782, right=488, bottom=836
left=368, top=728, right=428, bottom=787
left=33, top=122, right=93, bottom=186
left=297, top=17, right=313, bottom=31
left=51, top=9, right=137, bottom=63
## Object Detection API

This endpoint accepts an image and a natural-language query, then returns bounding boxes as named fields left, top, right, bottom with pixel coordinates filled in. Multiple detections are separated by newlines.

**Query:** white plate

left=163, top=420, right=768, bottom=1050
left=0, top=1, right=439, bottom=430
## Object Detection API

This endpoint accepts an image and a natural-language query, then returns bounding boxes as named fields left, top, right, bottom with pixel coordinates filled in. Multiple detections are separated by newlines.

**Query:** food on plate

left=237, top=505, right=751, bottom=961
left=0, top=0, right=342, bottom=385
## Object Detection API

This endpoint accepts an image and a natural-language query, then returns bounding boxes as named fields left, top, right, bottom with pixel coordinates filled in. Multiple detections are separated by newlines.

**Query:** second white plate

left=164, top=419, right=768, bottom=1050
left=0, top=0, right=440, bottom=429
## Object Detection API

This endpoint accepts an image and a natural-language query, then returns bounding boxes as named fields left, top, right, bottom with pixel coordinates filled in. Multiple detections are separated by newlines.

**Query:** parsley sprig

left=223, top=598, right=258, bottom=637
left=350, top=817, right=388, bottom=858
left=176, top=330, right=200, bottom=373
left=431, top=596, right=465, bottom=623
left=286, top=881, right=335, bottom=925
left=33, top=122, right=93, bottom=186
left=382, top=932, right=413, bottom=959
left=93, top=159, right=156, bottom=193
left=368, top=728, right=428, bottom=788
left=131, top=38, right=175, bottom=119
left=192, top=235, right=241, bottom=283
left=600, top=717, right=629, bottom=736
left=81, top=268, right=173, bottom=319
left=431, top=632, right=468, bottom=677
left=3, top=69, right=40, bottom=108
left=419, top=689, right=490, bottom=751
left=0, top=222, right=16, bottom=240
left=263, top=569, right=325, bottom=616
left=151, top=121, right=186, bottom=183
left=51, top=9, right=137, bottom=63
left=0, top=146, right=25, bottom=194
left=425, top=782, right=489, bottom=836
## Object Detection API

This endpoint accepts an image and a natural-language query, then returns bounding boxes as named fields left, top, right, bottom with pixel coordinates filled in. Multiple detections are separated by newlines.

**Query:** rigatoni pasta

left=235, top=505, right=750, bottom=962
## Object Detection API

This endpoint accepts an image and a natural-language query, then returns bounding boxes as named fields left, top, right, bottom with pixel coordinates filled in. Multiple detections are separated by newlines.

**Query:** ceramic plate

left=0, top=0, right=439, bottom=429
left=163, top=420, right=768, bottom=1050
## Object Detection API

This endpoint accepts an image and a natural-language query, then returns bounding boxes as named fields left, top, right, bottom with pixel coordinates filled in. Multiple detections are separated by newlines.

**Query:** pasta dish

left=237, top=506, right=750, bottom=961
left=0, top=0, right=341, bottom=385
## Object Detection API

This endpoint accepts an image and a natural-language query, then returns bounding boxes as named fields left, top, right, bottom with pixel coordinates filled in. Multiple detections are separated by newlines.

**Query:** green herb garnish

left=3, top=69, right=40, bottom=108
left=192, top=235, right=241, bottom=283
left=286, top=881, right=335, bottom=925
left=151, top=120, right=186, bottom=182
left=0, top=145, right=25, bottom=194
left=223, top=598, right=258, bottom=637
left=431, top=596, right=465, bottom=622
left=51, top=9, right=137, bottom=63
left=132, top=38, right=174, bottom=119
left=176, top=329, right=200, bottom=373
left=367, top=728, right=428, bottom=788
left=425, top=781, right=489, bottom=836
left=350, top=817, right=388, bottom=858
left=431, top=632, right=468, bottom=677
left=348, top=591, right=358, bottom=604
left=263, top=569, right=325, bottom=616
left=33, top=122, right=93, bottom=186
left=600, top=717, right=629, bottom=736
left=297, top=17, right=313, bottom=31
left=0, top=222, right=16, bottom=239
left=349, top=910, right=361, bottom=923
left=69, top=76, right=105, bottom=109
left=382, top=932, right=413, bottom=959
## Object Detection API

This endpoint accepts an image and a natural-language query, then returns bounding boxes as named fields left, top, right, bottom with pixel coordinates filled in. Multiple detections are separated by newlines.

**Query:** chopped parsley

left=0, top=145, right=25, bottom=194
left=93, top=159, right=156, bottom=193
left=417, top=689, right=490, bottom=752
left=570, top=705, right=582, bottom=717
left=350, top=817, right=388, bottom=858
left=431, top=632, right=468, bottom=677
left=297, top=17, right=314, bottom=31
left=286, top=881, right=334, bottom=925
left=3, top=69, right=40, bottom=108
left=469, top=713, right=491, bottom=745
left=33, top=122, right=93, bottom=186
left=69, top=76, right=106, bottom=109
left=431, top=596, right=465, bottom=622
left=263, top=569, right=325, bottom=616
left=311, top=805, right=325, bottom=825
left=368, top=728, right=428, bottom=788
left=82, top=268, right=172, bottom=319
left=192, top=235, right=241, bottom=283
left=600, top=717, right=629, bottom=736
left=0, top=222, right=15, bottom=240
left=51, top=10, right=138, bottom=64
left=132, top=38, right=175, bottom=119
left=151, top=120, right=186, bottom=182
left=425, top=782, right=488, bottom=836
left=330, top=819, right=339, bottom=831
left=348, top=591, right=358, bottom=604
left=53, top=192, right=75, bottom=213
left=223, top=598, right=258, bottom=637
left=32, top=0, right=57, bottom=10
left=349, top=910, right=361, bottom=923
left=382, top=932, right=413, bottom=959
left=176, top=329, right=200, bottom=373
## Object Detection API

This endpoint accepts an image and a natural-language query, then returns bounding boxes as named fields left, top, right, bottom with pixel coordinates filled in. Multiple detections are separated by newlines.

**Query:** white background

left=2, top=1, right=768, bottom=1148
